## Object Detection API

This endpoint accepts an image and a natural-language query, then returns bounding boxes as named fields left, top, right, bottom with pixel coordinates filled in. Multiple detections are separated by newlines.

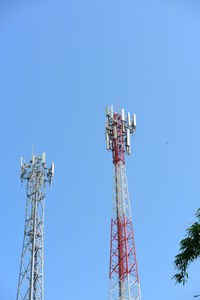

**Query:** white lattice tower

left=16, top=153, right=54, bottom=300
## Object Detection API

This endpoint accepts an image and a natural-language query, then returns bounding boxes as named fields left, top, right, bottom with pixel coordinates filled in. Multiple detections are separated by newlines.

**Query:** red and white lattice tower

left=105, top=105, right=141, bottom=300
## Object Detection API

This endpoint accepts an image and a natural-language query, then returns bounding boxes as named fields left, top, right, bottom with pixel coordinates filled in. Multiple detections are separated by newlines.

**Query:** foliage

left=173, top=209, right=200, bottom=285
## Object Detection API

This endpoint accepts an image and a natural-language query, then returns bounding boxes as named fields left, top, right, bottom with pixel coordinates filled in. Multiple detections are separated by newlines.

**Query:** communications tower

left=105, top=105, right=141, bottom=300
left=16, top=152, right=54, bottom=300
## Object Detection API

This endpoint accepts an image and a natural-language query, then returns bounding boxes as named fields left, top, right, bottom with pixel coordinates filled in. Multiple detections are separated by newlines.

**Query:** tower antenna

left=117, top=96, right=119, bottom=115
left=32, top=144, right=34, bottom=156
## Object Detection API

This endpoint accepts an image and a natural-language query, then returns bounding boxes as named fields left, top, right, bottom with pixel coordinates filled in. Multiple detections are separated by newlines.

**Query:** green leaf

left=173, top=208, right=200, bottom=285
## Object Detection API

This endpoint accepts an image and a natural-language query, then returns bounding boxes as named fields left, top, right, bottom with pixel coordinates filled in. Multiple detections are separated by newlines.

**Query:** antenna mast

left=105, top=104, right=141, bottom=300
left=16, top=152, right=54, bottom=300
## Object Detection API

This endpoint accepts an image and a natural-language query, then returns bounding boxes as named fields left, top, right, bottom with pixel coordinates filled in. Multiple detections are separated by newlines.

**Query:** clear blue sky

left=0, top=0, right=200, bottom=299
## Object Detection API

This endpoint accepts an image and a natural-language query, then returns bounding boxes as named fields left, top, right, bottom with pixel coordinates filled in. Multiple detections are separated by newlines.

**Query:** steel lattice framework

left=16, top=153, right=54, bottom=300
left=105, top=105, right=141, bottom=300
